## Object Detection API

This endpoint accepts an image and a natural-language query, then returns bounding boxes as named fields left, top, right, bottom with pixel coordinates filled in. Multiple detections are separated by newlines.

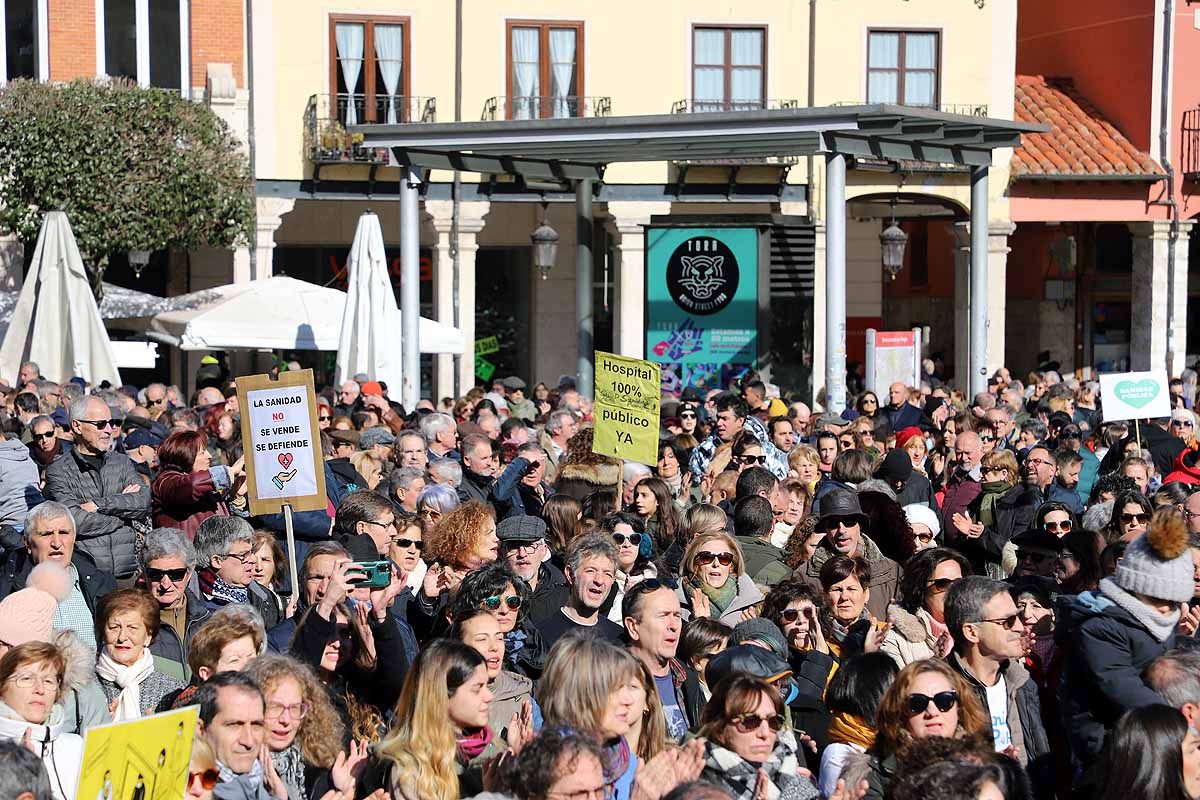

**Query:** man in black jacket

left=0, top=501, right=116, bottom=650
left=499, top=515, right=568, bottom=621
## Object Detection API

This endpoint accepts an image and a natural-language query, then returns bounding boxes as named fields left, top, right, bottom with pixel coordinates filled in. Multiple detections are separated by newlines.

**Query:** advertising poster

left=1099, top=370, right=1172, bottom=422
left=646, top=227, right=759, bottom=390
left=864, top=329, right=922, bottom=395
left=76, top=706, right=198, bottom=800
left=236, top=369, right=328, bottom=516
left=593, top=351, right=662, bottom=466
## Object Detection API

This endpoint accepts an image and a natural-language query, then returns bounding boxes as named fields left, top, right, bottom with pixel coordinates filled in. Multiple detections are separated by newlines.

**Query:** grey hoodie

left=0, top=438, right=43, bottom=526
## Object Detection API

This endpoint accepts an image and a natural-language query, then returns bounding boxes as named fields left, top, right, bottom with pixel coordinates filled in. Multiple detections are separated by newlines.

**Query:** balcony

left=670, top=99, right=802, bottom=167
left=480, top=96, right=611, bottom=121
left=1184, top=108, right=1200, bottom=179
left=830, top=100, right=990, bottom=117
left=304, top=93, right=436, bottom=166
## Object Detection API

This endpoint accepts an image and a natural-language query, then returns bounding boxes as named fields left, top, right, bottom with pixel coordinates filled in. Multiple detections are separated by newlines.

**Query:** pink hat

left=0, top=562, right=71, bottom=646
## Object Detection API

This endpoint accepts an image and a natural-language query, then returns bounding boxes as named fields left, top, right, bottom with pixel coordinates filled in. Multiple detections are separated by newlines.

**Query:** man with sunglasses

left=141, top=383, right=170, bottom=419
left=499, top=515, right=567, bottom=621
left=944, top=576, right=1051, bottom=790
left=688, top=394, right=787, bottom=484
left=798, top=489, right=898, bottom=621
left=140, top=527, right=209, bottom=673
left=1008, top=528, right=1059, bottom=579
left=44, top=395, right=149, bottom=579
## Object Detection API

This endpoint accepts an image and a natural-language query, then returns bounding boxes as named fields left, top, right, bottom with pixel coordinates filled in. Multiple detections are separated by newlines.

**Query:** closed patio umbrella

left=0, top=211, right=121, bottom=387
left=336, top=210, right=403, bottom=389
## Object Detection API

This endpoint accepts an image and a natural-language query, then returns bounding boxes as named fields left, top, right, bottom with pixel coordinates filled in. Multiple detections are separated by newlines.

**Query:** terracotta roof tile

left=1011, top=75, right=1162, bottom=180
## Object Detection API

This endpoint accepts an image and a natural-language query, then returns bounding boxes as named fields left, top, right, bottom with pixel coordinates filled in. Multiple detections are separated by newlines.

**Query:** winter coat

left=883, top=403, right=923, bottom=433
left=96, top=657, right=187, bottom=716
left=879, top=605, right=940, bottom=668
left=797, top=534, right=900, bottom=622
left=840, top=750, right=895, bottom=800
left=553, top=456, right=621, bottom=504
left=1056, top=589, right=1173, bottom=767
left=52, top=629, right=109, bottom=735
left=457, top=469, right=491, bottom=505
left=43, top=448, right=149, bottom=578
left=0, top=702, right=83, bottom=800
left=151, top=466, right=231, bottom=539
left=896, top=472, right=939, bottom=514
left=487, top=669, right=534, bottom=740
left=147, top=591, right=211, bottom=676
left=0, top=548, right=116, bottom=618
left=0, top=439, right=43, bottom=526
left=526, top=561, right=569, bottom=622
left=950, top=483, right=1039, bottom=576
left=948, top=653, right=1053, bottom=798
left=1163, top=448, right=1200, bottom=486
left=1098, top=422, right=1184, bottom=479
left=700, top=738, right=819, bottom=800
left=735, top=536, right=792, bottom=587
left=677, top=573, right=764, bottom=627
left=940, top=467, right=983, bottom=536
left=188, top=572, right=281, bottom=632
left=1076, top=447, right=1101, bottom=506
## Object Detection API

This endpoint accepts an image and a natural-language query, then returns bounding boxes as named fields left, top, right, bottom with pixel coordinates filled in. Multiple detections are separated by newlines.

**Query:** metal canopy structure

left=353, top=105, right=1044, bottom=409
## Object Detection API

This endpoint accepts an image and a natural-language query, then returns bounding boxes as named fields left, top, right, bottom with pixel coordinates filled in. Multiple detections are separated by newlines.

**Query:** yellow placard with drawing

left=592, top=351, right=662, bottom=466
left=76, top=706, right=199, bottom=800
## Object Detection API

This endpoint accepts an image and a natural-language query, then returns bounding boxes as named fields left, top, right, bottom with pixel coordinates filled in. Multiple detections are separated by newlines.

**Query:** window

left=506, top=20, right=583, bottom=119
left=867, top=30, right=939, bottom=107
left=97, top=0, right=189, bottom=93
left=330, top=15, right=410, bottom=126
left=1, top=0, right=47, bottom=82
left=692, top=26, right=765, bottom=111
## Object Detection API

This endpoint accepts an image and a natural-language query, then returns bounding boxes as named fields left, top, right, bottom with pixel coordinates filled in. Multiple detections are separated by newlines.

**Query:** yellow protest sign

left=593, top=351, right=661, bottom=466
left=76, top=706, right=198, bottom=800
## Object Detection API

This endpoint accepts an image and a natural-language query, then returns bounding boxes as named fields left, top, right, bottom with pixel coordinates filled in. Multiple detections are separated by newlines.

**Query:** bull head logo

left=678, top=254, right=725, bottom=300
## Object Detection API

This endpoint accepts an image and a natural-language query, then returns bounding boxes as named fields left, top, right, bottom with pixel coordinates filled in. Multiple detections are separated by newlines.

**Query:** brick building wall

left=48, top=0, right=97, bottom=81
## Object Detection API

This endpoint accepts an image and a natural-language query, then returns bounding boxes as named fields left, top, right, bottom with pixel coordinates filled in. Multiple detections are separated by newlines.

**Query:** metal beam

left=969, top=165, right=989, bottom=397
left=576, top=179, right=594, bottom=397
left=400, top=165, right=421, bottom=410
left=825, top=152, right=847, bottom=413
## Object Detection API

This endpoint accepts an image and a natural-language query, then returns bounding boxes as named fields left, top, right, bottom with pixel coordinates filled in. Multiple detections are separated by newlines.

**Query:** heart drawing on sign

left=1114, top=379, right=1160, bottom=410
left=278, top=453, right=294, bottom=470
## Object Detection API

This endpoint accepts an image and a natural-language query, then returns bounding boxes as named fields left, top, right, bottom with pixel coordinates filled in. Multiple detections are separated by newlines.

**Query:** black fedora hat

left=817, top=488, right=870, bottom=529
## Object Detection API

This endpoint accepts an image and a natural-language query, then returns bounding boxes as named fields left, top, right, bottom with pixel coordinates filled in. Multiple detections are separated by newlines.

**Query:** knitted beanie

left=0, top=562, right=72, bottom=646
left=895, top=427, right=924, bottom=450
left=730, top=617, right=789, bottom=660
left=1113, top=513, right=1194, bottom=603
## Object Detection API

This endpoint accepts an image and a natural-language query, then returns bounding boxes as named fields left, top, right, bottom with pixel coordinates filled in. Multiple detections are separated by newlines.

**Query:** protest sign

left=865, top=328, right=922, bottom=395
left=593, top=350, right=661, bottom=466
left=236, top=369, right=327, bottom=516
left=76, top=706, right=198, bottom=800
left=1099, top=370, right=1171, bottom=422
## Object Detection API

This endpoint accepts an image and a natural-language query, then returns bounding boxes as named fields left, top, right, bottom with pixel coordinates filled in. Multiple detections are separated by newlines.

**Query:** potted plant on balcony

left=319, top=119, right=342, bottom=161
left=351, top=132, right=367, bottom=161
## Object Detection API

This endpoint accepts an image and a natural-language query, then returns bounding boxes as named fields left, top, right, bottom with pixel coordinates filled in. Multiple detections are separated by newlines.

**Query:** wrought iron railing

left=480, top=96, right=612, bottom=120
left=1184, top=108, right=1200, bottom=178
left=831, top=100, right=989, bottom=117
left=304, top=93, right=436, bottom=164
left=670, top=98, right=801, bottom=114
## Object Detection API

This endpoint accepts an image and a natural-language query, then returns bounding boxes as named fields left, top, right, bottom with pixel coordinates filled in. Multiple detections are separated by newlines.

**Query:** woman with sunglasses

left=840, top=658, right=990, bottom=800
left=631, top=477, right=683, bottom=556
left=730, top=430, right=768, bottom=475
left=856, top=391, right=882, bottom=421
left=315, top=399, right=334, bottom=431
left=677, top=402, right=701, bottom=438
left=880, top=548, right=971, bottom=669
left=388, top=513, right=427, bottom=595
left=697, top=673, right=821, bottom=800
left=761, top=579, right=834, bottom=690
left=1105, top=490, right=1155, bottom=543
left=950, top=449, right=1023, bottom=578
left=186, top=737, right=219, bottom=800
left=450, top=608, right=537, bottom=747
left=677, top=530, right=764, bottom=627
left=151, top=430, right=244, bottom=540
left=600, top=512, right=660, bottom=624
left=449, top=563, right=545, bottom=679
left=245, top=653, right=358, bottom=800
left=1054, top=529, right=1104, bottom=595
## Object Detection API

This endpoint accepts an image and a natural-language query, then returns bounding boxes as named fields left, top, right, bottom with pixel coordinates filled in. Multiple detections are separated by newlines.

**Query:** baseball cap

left=361, top=381, right=384, bottom=397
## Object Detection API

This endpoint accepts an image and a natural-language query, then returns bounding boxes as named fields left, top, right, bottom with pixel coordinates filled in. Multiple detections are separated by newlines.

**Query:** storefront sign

left=475, top=336, right=500, bottom=355
left=864, top=329, right=922, bottom=395
left=1099, top=370, right=1171, bottom=421
left=646, top=227, right=759, bottom=376
left=475, top=355, right=497, bottom=381
left=236, top=369, right=327, bottom=516
left=593, top=350, right=661, bottom=466
left=76, top=706, right=198, bottom=800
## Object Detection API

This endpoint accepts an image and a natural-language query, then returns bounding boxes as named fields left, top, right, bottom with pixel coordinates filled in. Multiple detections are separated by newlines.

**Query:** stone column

left=607, top=201, right=671, bottom=360
left=987, top=222, right=1015, bottom=377
left=425, top=201, right=455, bottom=399
left=1131, top=221, right=1172, bottom=372
left=455, top=202, right=491, bottom=395
left=1169, top=221, right=1195, bottom=377
left=234, top=197, right=295, bottom=284
left=811, top=223, right=826, bottom=408
left=950, top=223, right=970, bottom=386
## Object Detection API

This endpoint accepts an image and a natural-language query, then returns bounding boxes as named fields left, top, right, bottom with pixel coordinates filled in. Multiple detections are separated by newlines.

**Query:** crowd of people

left=0, top=357, right=1198, bottom=800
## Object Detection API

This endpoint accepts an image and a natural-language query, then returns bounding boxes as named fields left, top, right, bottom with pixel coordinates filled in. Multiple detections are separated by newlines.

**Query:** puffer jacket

left=44, top=447, right=149, bottom=578
left=878, top=604, right=940, bottom=669
left=52, top=629, right=109, bottom=735
left=1056, top=586, right=1173, bottom=768
left=677, top=573, right=764, bottom=627
left=0, top=702, right=83, bottom=800
left=0, top=438, right=43, bottom=526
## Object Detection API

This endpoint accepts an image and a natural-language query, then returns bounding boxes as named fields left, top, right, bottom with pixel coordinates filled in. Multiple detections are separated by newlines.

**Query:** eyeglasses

left=9, top=673, right=59, bottom=690
left=696, top=551, right=735, bottom=567
left=32, top=431, right=54, bottom=441
left=546, top=785, right=614, bottom=800
left=1122, top=513, right=1151, bottom=526
left=1025, top=458, right=1055, bottom=468
left=736, top=454, right=766, bottom=465
left=906, top=690, right=959, bottom=717
left=391, top=538, right=423, bottom=551
left=1043, top=520, right=1072, bottom=533
left=731, top=713, right=785, bottom=733
left=189, top=769, right=220, bottom=791
left=481, top=595, right=522, bottom=611
left=221, top=549, right=255, bottom=563
left=780, top=607, right=812, bottom=623
left=974, top=614, right=1022, bottom=630
left=146, top=567, right=188, bottom=583
left=1016, top=550, right=1049, bottom=565
left=363, top=519, right=397, bottom=531
left=612, top=533, right=644, bottom=547
left=926, top=577, right=957, bottom=594
left=265, top=701, right=311, bottom=721
left=79, top=419, right=119, bottom=430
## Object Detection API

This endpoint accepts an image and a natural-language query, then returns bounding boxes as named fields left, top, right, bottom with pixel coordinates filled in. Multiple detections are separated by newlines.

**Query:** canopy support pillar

left=400, top=165, right=421, bottom=410
left=969, top=165, right=988, bottom=398
left=824, top=152, right=847, bottom=413
left=576, top=179, right=594, bottom=397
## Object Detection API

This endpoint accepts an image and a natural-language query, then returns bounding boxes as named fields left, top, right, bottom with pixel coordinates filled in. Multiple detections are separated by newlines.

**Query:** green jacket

left=736, top=536, right=791, bottom=587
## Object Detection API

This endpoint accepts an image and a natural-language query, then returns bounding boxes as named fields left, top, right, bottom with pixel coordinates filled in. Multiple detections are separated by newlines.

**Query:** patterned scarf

left=604, top=736, right=631, bottom=783
left=271, top=745, right=307, bottom=800
left=198, top=567, right=249, bottom=606
left=456, top=726, right=493, bottom=761
left=700, top=739, right=815, bottom=800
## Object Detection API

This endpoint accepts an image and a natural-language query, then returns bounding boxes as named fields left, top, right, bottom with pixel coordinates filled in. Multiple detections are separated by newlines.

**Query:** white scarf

left=95, top=648, right=155, bottom=721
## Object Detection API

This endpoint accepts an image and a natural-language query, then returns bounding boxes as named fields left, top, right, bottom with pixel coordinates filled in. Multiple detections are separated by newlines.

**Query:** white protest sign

left=864, top=329, right=922, bottom=396
left=1099, top=370, right=1172, bottom=422
left=236, top=370, right=327, bottom=515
